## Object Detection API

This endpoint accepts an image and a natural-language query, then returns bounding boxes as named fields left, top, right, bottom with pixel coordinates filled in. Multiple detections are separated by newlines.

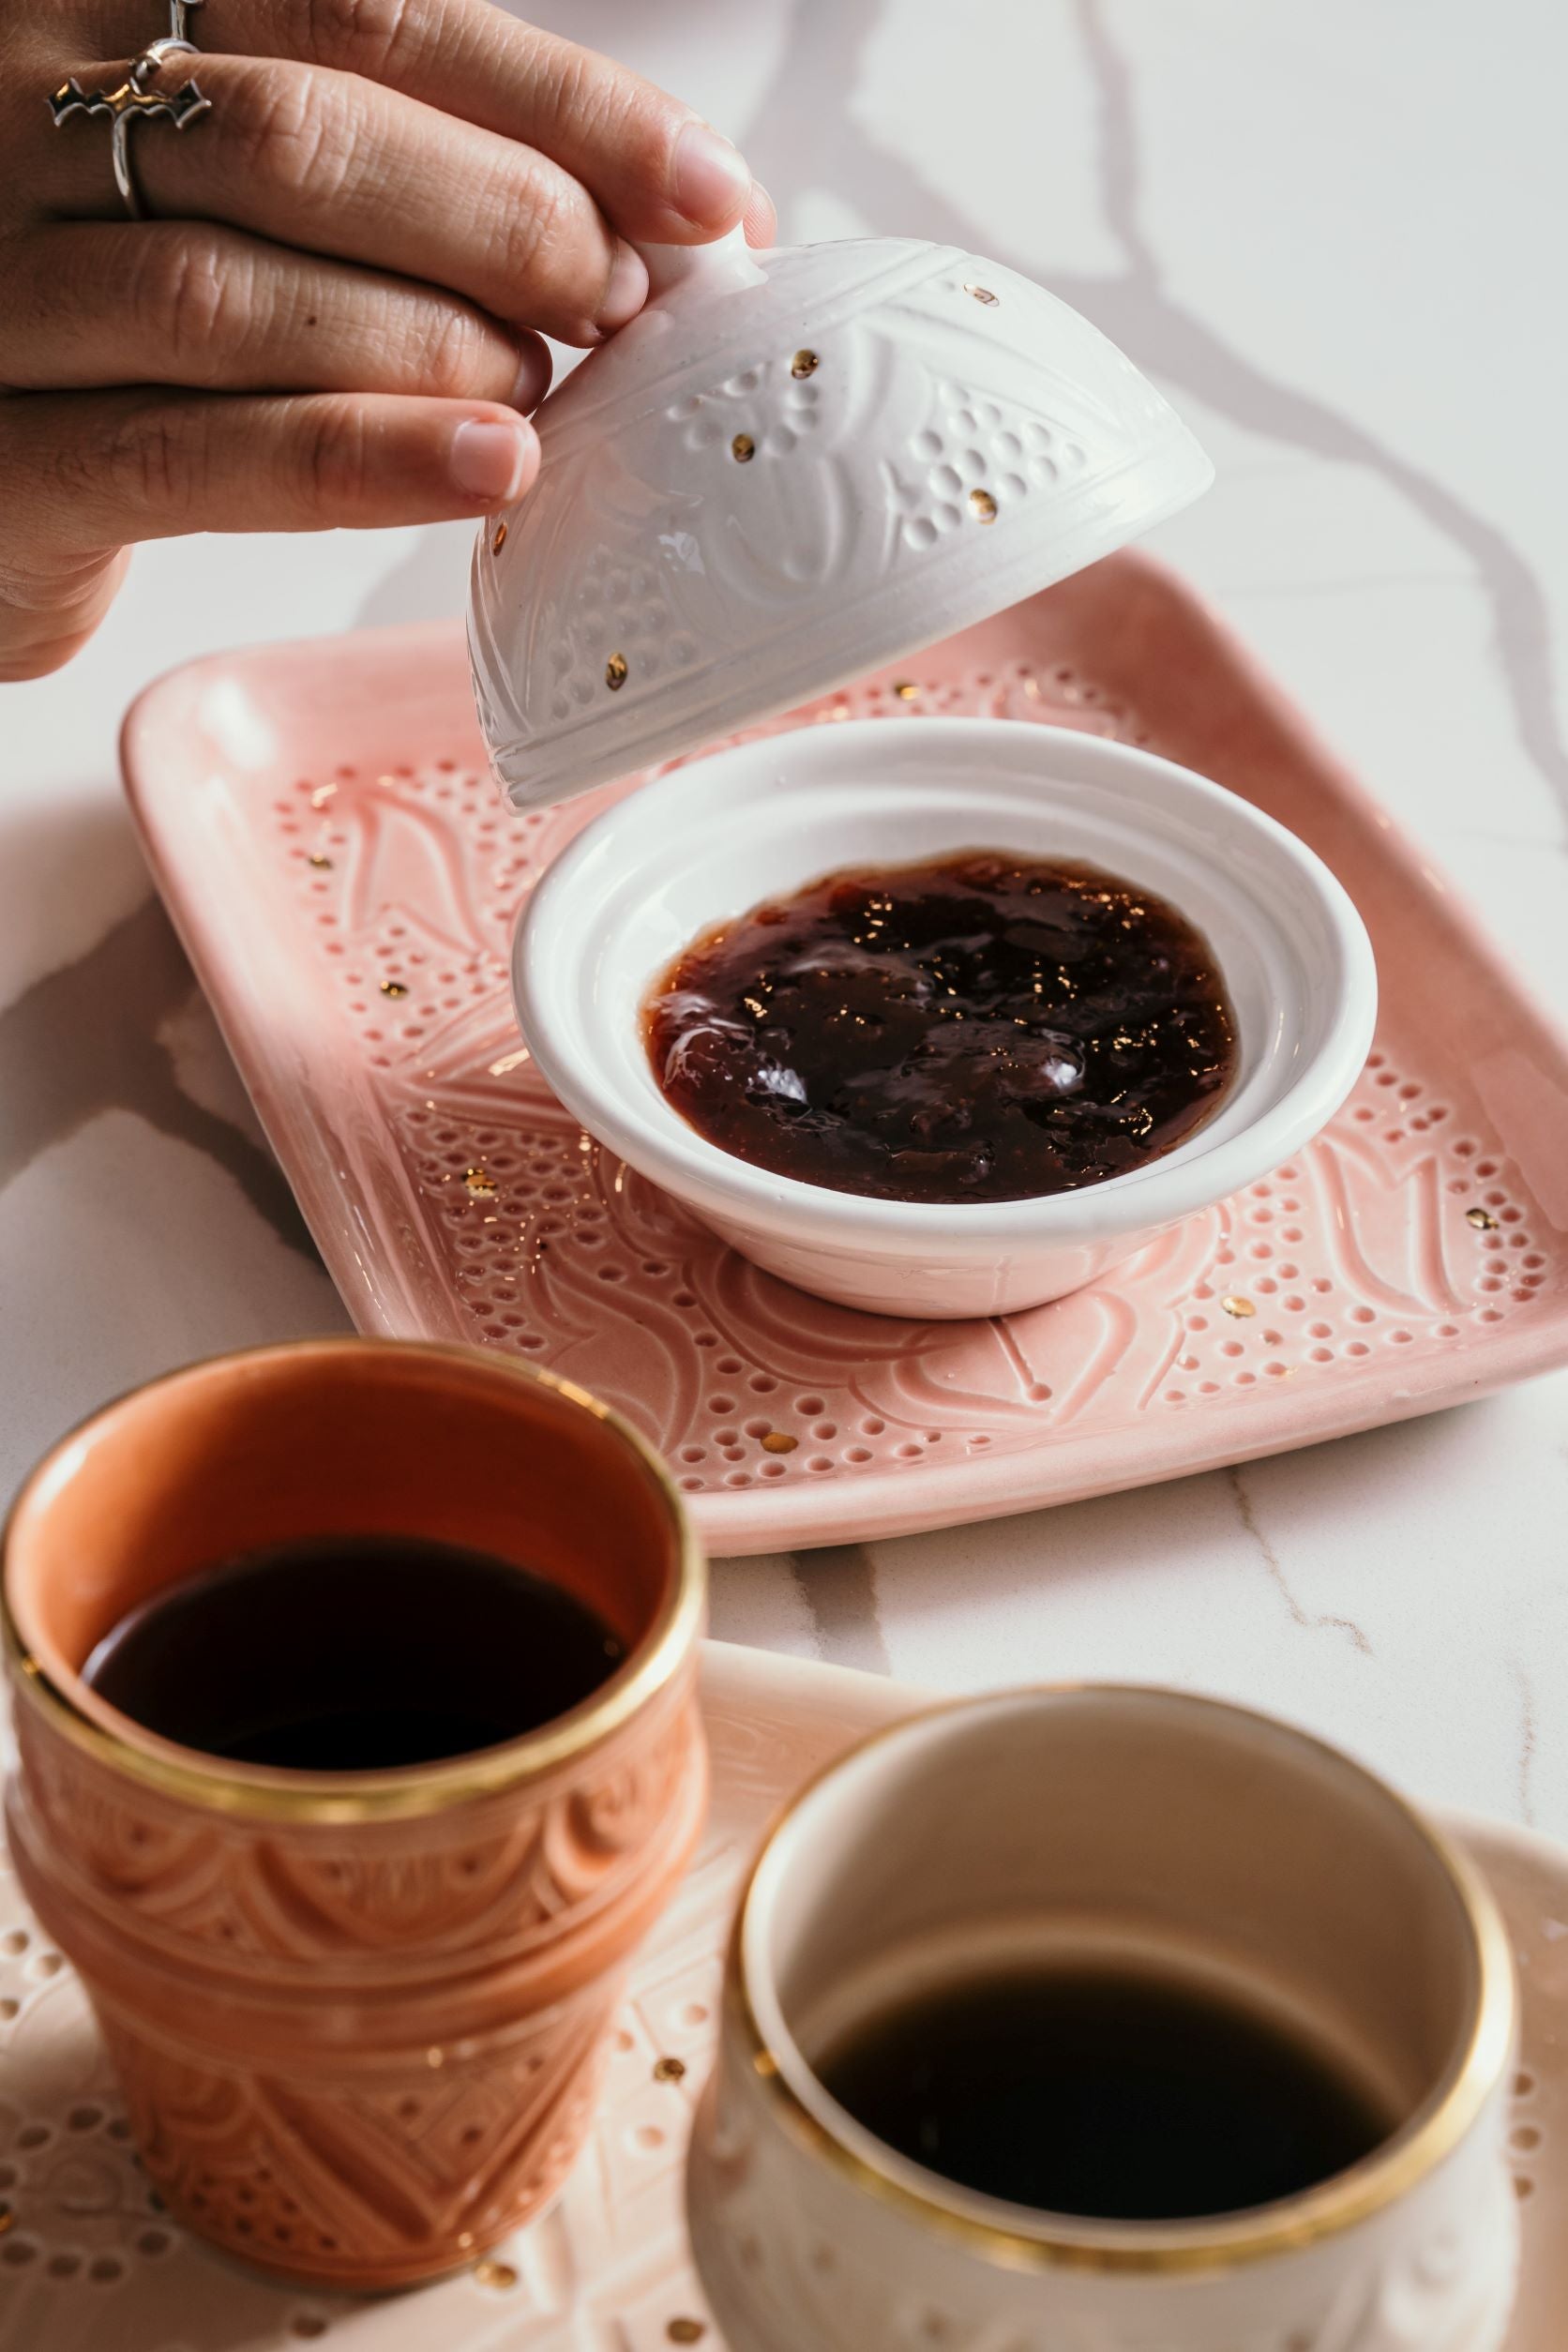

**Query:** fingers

left=1, top=223, right=551, bottom=407
left=211, top=2, right=759, bottom=246
left=43, top=55, right=646, bottom=346
left=0, top=378, right=540, bottom=680
left=0, top=387, right=540, bottom=555
left=0, top=550, right=129, bottom=685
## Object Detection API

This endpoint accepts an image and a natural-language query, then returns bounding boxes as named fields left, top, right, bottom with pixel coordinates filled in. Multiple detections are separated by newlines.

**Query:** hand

left=0, top=0, right=774, bottom=679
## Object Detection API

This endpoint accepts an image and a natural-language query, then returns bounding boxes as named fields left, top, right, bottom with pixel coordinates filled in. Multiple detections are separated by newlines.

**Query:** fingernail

left=509, top=340, right=553, bottom=415
left=598, top=240, right=649, bottom=332
left=673, top=120, right=753, bottom=225
left=450, top=417, right=532, bottom=502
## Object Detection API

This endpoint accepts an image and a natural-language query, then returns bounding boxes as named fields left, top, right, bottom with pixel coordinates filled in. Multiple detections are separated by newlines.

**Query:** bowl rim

left=511, top=717, right=1378, bottom=1251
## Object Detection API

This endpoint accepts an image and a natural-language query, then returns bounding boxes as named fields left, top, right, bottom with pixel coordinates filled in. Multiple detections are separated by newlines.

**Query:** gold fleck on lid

left=472, top=231, right=1211, bottom=809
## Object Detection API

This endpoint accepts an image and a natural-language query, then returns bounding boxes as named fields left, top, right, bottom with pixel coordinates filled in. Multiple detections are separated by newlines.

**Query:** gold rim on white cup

left=688, top=1685, right=1519, bottom=2352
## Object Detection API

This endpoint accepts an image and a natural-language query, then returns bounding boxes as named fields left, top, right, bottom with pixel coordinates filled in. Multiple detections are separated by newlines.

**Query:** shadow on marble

left=0, top=809, right=317, bottom=1268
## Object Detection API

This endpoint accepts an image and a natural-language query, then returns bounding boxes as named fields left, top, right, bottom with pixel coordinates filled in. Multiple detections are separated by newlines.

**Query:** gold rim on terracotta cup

left=687, top=1685, right=1519, bottom=2352
left=2, top=1339, right=708, bottom=2290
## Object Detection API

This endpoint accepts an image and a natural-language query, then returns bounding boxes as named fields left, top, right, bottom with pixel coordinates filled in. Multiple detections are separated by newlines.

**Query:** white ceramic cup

left=513, top=718, right=1377, bottom=1319
left=687, top=1688, right=1519, bottom=2352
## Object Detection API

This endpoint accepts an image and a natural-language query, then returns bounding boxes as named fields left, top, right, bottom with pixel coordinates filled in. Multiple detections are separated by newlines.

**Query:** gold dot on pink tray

left=379, top=980, right=408, bottom=999
left=307, top=852, right=332, bottom=870
left=668, top=2323, right=707, bottom=2345
left=894, top=681, right=920, bottom=701
left=1467, top=1206, right=1500, bottom=1231
left=731, top=433, right=756, bottom=463
left=1221, top=1295, right=1256, bottom=1319
left=464, top=1168, right=497, bottom=1196
left=761, top=1432, right=798, bottom=1455
left=653, top=2055, right=687, bottom=2083
left=475, top=2258, right=519, bottom=2290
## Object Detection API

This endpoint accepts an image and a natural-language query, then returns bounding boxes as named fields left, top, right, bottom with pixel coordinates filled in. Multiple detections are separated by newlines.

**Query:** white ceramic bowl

left=512, top=719, right=1377, bottom=1319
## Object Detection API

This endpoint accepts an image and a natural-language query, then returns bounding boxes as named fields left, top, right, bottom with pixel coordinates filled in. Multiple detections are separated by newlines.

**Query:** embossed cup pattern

left=2, top=1343, right=707, bottom=2291
left=689, top=1689, right=1519, bottom=2352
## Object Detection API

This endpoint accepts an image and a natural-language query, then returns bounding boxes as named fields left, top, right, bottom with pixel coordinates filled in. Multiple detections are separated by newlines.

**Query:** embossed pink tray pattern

left=123, top=553, right=1568, bottom=1554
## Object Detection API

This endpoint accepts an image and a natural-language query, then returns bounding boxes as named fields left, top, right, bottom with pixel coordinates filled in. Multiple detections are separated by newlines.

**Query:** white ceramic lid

left=469, top=231, right=1213, bottom=809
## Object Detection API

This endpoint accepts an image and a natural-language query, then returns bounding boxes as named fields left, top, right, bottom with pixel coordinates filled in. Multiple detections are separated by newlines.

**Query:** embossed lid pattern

left=468, top=233, right=1212, bottom=807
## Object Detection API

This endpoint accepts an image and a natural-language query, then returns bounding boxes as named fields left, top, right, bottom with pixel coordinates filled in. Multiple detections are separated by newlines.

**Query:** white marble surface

left=3, top=1, right=1566, bottom=1833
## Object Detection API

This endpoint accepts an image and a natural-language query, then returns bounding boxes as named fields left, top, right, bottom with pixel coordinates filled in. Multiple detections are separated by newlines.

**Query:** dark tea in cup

left=688, top=1685, right=1518, bottom=2352
left=83, top=1532, right=626, bottom=1771
left=818, top=1956, right=1391, bottom=2221
left=3, top=1341, right=707, bottom=2290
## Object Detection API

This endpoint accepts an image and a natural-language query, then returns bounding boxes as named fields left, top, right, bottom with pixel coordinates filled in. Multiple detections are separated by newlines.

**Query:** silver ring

left=49, top=32, right=212, bottom=222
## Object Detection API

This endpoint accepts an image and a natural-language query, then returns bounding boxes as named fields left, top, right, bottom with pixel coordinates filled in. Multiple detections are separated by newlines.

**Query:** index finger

left=209, top=2, right=759, bottom=246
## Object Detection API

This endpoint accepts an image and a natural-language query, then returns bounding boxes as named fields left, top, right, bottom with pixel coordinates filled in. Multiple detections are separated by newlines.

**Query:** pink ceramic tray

left=123, top=552, right=1568, bottom=1555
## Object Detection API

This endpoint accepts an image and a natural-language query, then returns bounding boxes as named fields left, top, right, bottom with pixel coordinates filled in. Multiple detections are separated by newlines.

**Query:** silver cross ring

left=49, top=31, right=212, bottom=221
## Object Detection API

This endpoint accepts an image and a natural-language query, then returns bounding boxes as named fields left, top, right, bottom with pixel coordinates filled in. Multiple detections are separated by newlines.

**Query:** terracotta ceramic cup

left=2, top=1340, right=706, bottom=2291
left=688, top=1688, right=1519, bottom=2352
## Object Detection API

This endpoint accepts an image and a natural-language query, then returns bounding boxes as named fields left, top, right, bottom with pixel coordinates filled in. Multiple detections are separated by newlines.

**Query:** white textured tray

left=0, top=1647, right=1561, bottom=2347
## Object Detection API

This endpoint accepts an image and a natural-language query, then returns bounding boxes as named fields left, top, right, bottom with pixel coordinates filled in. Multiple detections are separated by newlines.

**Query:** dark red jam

left=643, top=852, right=1237, bottom=1206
